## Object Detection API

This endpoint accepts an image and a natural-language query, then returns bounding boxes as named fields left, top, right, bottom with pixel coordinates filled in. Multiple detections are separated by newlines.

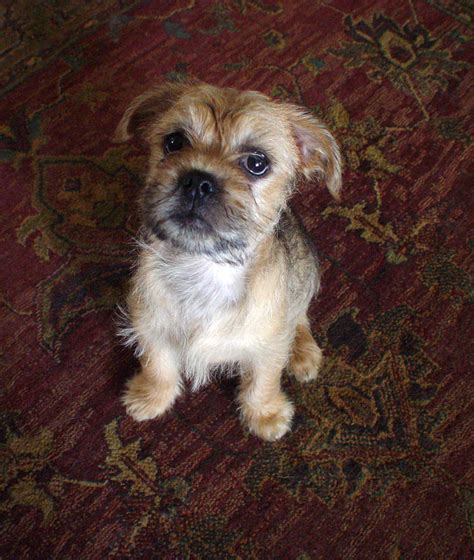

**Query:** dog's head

left=116, top=82, right=341, bottom=264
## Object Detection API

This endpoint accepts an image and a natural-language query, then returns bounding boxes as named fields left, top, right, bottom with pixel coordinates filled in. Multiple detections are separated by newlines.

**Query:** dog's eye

left=241, top=152, right=270, bottom=177
left=163, top=132, right=188, bottom=154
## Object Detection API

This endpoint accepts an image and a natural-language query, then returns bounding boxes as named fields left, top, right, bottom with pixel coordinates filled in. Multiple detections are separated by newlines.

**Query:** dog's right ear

left=114, top=83, right=186, bottom=144
left=284, top=105, right=342, bottom=200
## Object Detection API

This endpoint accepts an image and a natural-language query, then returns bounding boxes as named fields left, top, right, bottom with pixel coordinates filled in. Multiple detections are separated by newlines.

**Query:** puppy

left=115, top=82, right=341, bottom=441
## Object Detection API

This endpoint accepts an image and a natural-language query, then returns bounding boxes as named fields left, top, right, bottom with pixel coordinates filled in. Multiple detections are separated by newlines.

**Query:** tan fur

left=290, top=323, right=323, bottom=382
left=117, top=82, right=341, bottom=441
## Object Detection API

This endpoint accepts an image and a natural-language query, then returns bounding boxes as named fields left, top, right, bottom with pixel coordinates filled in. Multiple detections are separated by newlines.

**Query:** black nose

left=178, top=170, right=218, bottom=206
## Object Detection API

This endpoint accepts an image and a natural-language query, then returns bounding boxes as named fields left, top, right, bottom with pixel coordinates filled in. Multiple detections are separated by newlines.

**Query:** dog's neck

left=142, top=238, right=251, bottom=313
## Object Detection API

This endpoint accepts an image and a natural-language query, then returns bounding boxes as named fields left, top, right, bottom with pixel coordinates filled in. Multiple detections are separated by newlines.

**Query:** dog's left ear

left=286, top=106, right=342, bottom=200
left=114, top=82, right=186, bottom=144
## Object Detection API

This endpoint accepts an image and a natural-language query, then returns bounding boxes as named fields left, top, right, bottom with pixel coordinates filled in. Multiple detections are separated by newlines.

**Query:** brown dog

left=115, top=82, right=341, bottom=440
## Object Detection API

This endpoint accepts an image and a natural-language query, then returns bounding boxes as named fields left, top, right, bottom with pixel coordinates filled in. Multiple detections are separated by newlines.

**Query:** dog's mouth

left=146, top=207, right=249, bottom=265
left=170, top=211, right=214, bottom=233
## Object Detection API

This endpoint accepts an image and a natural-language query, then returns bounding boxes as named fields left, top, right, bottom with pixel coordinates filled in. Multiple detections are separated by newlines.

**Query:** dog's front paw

left=290, top=325, right=323, bottom=382
left=122, top=372, right=179, bottom=421
left=240, top=393, right=294, bottom=441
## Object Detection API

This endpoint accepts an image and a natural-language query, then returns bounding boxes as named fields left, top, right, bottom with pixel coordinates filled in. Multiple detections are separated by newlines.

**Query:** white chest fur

left=154, top=252, right=247, bottom=315
left=138, top=246, right=250, bottom=387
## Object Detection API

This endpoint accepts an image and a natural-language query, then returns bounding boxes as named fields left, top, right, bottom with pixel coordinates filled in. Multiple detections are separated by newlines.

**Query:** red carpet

left=1, top=1, right=472, bottom=558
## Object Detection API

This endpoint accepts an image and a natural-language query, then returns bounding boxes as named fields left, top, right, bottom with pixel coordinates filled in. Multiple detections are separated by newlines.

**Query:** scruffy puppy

left=115, top=82, right=341, bottom=441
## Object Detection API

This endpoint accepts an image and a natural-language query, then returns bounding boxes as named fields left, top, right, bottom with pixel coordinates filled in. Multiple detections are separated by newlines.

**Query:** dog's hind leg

left=289, top=318, right=322, bottom=382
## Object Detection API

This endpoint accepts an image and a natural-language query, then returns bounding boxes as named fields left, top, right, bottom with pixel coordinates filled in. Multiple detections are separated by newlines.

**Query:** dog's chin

left=149, top=213, right=249, bottom=265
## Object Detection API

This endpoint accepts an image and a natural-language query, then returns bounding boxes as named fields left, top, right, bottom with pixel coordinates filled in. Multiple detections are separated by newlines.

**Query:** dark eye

left=241, top=152, right=270, bottom=177
left=163, top=132, right=188, bottom=154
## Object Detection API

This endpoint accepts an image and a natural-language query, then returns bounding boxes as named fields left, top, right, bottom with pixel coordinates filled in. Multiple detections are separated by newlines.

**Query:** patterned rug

left=1, top=1, right=472, bottom=558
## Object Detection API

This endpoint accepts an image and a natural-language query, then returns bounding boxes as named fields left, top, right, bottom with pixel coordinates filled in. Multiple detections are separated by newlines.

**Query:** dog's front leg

left=238, top=358, right=294, bottom=441
left=122, top=343, right=182, bottom=422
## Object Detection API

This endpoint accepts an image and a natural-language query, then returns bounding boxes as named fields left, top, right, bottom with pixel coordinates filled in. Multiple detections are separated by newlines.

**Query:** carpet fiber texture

left=0, top=1, right=472, bottom=558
